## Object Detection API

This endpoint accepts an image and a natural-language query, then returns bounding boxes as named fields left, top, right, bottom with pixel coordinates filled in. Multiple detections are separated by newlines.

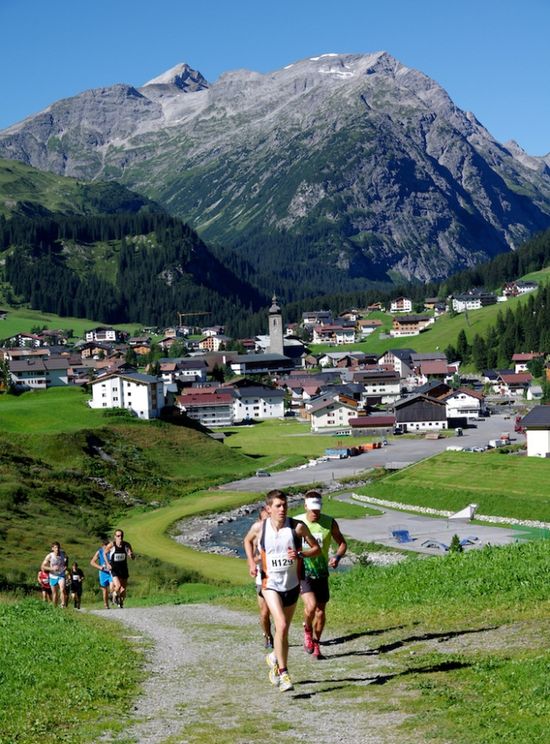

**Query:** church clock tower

left=268, top=295, right=284, bottom=356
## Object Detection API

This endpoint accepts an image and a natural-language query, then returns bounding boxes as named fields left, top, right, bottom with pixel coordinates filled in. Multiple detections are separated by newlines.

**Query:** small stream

left=172, top=496, right=303, bottom=558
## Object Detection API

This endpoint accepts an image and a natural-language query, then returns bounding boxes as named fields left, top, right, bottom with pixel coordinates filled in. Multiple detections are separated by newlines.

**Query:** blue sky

left=1, top=0, right=549, bottom=155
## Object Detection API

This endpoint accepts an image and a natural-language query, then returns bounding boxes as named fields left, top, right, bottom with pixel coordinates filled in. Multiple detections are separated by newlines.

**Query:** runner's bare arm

left=126, top=542, right=135, bottom=560
left=291, top=523, right=321, bottom=559
left=89, top=550, right=102, bottom=570
left=243, top=520, right=261, bottom=577
left=329, top=519, right=348, bottom=568
left=103, top=542, right=113, bottom=570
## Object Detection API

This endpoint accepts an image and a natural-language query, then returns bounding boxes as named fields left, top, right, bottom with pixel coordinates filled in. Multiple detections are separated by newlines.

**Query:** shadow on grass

left=322, top=625, right=409, bottom=646
left=328, top=625, right=500, bottom=659
left=293, top=659, right=473, bottom=699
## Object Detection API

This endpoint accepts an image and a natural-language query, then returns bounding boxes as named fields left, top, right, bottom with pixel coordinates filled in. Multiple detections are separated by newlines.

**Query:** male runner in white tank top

left=246, top=490, right=320, bottom=692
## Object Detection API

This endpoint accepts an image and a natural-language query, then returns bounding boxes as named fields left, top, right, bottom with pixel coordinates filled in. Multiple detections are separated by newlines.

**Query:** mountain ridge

left=2, top=52, right=550, bottom=293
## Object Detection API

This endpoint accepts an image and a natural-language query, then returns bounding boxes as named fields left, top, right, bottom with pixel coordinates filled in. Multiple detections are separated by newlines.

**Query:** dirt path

left=93, top=603, right=409, bottom=744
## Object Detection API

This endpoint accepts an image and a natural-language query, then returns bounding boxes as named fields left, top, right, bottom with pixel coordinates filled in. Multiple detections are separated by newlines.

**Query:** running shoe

left=264, top=634, right=274, bottom=650
left=313, top=641, right=325, bottom=660
left=266, top=652, right=280, bottom=686
left=303, top=624, right=314, bottom=654
left=279, top=671, right=294, bottom=692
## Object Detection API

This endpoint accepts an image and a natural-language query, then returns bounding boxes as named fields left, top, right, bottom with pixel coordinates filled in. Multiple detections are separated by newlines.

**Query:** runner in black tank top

left=104, top=529, right=135, bottom=608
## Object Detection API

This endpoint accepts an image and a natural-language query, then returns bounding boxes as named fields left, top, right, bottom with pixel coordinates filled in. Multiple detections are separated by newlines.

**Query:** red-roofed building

left=495, top=373, right=533, bottom=397
left=511, top=352, right=544, bottom=373
left=349, top=415, right=395, bottom=433
left=175, top=391, right=235, bottom=426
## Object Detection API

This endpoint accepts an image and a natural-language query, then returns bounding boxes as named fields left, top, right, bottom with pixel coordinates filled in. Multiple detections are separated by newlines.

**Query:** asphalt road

left=224, top=413, right=521, bottom=490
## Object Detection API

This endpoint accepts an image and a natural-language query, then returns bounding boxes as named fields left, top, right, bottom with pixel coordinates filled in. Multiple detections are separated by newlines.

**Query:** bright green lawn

left=0, top=305, right=139, bottom=339
left=0, top=387, right=102, bottom=433
left=0, top=600, right=142, bottom=744
left=222, top=419, right=373, bottom=468
left=356, top=451, right=550, bottom=521
left=120, top=490, right=260, bottom=585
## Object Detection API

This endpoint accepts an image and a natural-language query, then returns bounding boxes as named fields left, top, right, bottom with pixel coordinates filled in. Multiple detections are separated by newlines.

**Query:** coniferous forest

left=1, top=203, right=550, bottom=347
left=1, top=212, right=266, bottom=331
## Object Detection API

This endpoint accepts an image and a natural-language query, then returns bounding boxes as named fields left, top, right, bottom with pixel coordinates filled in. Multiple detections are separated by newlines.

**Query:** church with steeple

left=268, top=294, right=284, bottom=356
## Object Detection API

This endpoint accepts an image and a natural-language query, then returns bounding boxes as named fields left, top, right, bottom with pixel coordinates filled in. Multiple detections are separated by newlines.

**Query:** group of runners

left=244, top=489, right=347, bottom=693
left=37, top=490, right=342, bottom=694
left=38, top=529, right=135, bottom=609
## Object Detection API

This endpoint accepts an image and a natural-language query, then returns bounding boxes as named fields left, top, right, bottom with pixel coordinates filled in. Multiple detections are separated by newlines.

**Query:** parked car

left=256, top=470, right=271, bottom=477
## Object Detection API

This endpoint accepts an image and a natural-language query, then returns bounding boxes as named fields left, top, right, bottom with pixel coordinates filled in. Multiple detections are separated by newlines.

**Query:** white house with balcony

left=312, top=324, right=356, bottom=345
left=175, top=391, right=235, bottom=427
left=89, top=372, right=164, bottom=419
left=355, top=371, right=401, bottom=404
left=441, top=388, right=484, bottom=421
left=85, top=327, right=122, bottom=343
left=232, top=386, right=285, bottom=422
left=390, top=296, right=413, bottom=313
left=307, top=397, right=359, bottom=433
left=9, top=357, right=70, bottom=390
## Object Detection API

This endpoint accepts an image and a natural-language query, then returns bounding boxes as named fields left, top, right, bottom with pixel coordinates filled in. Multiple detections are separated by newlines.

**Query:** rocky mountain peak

left=142, top=63, right=209, bottom=92
left=1, top=52, right=550, bottom=289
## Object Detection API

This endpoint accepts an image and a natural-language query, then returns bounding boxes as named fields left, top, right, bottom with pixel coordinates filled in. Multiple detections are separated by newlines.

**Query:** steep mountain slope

left=2, top=54, right=550, bottom=294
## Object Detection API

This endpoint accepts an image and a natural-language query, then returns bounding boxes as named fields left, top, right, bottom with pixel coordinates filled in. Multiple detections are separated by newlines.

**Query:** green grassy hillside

left=310, top=268, right=550, bottom=357
left=356, top=451, right=550, bottom=522
left=0, top=305, right=139, bottom=339
left=0, top=158, right=157, bottom=218
left=0, top=388, right=255, bottom=595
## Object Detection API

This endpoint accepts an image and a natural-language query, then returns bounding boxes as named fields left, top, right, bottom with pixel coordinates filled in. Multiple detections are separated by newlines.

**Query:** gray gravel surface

left=93, top=603, right=410, bottom=744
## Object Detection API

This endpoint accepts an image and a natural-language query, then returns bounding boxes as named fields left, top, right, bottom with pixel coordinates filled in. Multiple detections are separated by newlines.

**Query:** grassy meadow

left=221, top=418, right=379, bottom=468
left=355, top=451, right=550, bottom=522
left=0, top=305, right=139, bottom=339
left=0, top=599, right=143, bottom=744
left=1, top=378, right=550, bottom=743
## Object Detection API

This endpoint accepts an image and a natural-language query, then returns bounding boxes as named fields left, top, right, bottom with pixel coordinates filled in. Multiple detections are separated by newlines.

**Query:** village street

left=226, top=413, right=520, bottom=490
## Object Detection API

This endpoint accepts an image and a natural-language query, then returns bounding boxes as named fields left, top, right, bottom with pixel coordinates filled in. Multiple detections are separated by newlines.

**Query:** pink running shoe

left=303, top=624, right=314, bottom=654
left=313, top=641, right=325, bottom=660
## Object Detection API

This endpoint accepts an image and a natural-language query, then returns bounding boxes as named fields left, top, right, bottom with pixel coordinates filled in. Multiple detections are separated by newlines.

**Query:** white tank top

left=261, top=518, right=299, bottom=592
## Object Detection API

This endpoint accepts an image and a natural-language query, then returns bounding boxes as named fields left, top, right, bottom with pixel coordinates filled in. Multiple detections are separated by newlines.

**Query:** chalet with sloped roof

left=391, top=315, right=433, bottom=337
left=394, top=394, right=447, bottom=432
left=520, top=406, right=550, bottom=457
left=175, top=391, right=235, bottom=427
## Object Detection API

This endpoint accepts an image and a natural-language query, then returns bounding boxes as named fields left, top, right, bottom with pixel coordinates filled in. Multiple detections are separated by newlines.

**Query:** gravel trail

left=93, top=603, right=408, bottom=744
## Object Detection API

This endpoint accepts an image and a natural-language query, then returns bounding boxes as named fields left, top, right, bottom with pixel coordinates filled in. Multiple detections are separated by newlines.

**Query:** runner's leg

left=263, top=590, right=297, bottom=671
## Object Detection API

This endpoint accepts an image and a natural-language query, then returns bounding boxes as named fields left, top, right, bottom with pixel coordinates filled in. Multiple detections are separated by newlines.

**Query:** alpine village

left=1, top=50, right=549, bottom=744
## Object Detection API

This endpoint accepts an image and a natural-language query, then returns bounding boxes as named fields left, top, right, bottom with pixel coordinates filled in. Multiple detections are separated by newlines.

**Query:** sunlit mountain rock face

left=2, top=52, right=550, bottom=293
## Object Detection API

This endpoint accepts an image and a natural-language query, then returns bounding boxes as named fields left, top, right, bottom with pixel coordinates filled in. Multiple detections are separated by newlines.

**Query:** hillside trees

left=2, top=212, right=267, bottom=330
left=447, top=284, right=550, bottom=370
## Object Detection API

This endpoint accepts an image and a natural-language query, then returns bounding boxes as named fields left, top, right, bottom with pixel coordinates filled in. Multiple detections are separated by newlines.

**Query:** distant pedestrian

left=41, top=541, right=68, bottom=608
left=90, top=539, right=113, bottom=609
left=296, top=490, right=347, bottom=659
left=69, top=562, right=85, bottom=609
left=104, top=529, right=135, bottom=608
left=243, top=505, right=273, bottom=649
left=37, top=568, right=52, bottom=602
